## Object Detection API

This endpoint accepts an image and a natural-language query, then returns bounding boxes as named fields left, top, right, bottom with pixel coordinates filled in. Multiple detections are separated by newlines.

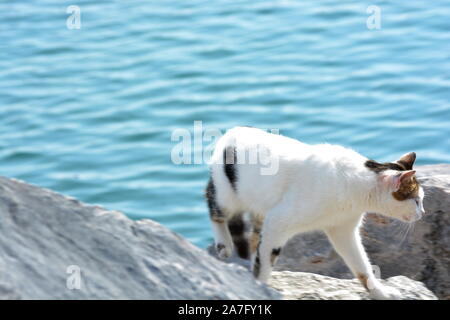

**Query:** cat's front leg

left=368, top=281, right=402, bottom=300
left=325, top=220, right=403, bottom=300
left=356, top=271, right=402, bottom=300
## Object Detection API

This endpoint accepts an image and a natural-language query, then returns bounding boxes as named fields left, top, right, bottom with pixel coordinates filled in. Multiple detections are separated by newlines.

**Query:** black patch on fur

left=205, top=178, right=225, bottom=220
left=228, top=215, right=249, bottom=259
left=234, top=238, right=249, bottom=260
left=253, top=252, right=261, bottom=278
left=228, top=215, right=245, bottom=234
left=270, top=247, right=282, bottom=265
left=365, top=160, right=407, bottom=173
left=397, top=160, right=414, bottom=170
left=366, top=152, right=416, bottom=174
left=252, top=240, right=262, bottom=278
left=271, top=247, right=281, bottom=257
left=223, top=146, right=237, bottom=190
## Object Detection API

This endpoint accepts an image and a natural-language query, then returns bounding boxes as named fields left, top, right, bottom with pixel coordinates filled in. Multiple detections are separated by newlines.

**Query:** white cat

left=206, top=126, right=425, bottom=300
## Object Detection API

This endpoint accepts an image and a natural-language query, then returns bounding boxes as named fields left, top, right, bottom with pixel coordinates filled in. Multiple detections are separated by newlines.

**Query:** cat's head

left=365, top=152, right=425, bottom=222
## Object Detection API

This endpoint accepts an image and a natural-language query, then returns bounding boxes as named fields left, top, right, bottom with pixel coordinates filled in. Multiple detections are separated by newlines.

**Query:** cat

left=206, top=126, right=425, bottom=300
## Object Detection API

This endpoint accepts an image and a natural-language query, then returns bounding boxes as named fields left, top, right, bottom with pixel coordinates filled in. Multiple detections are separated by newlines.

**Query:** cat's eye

left=415, top=199, right=420, bottom=206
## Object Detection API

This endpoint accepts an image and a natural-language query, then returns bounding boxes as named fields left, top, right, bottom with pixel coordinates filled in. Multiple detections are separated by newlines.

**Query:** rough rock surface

left=208, top=164, right=449, bottom=299
left=0, top=176, right=280, bottom=300
left=269, top=271, right=437, bottom=300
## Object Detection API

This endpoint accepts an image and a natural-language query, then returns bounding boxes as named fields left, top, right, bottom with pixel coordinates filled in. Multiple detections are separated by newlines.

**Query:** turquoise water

left=1, top=1, right=449, bottom=248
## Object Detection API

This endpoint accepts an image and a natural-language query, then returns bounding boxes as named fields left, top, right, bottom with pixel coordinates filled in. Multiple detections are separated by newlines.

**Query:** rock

left=275, top=164, right=450, bottom=299
left=269, top=271, right=437, bottom=300
left=208, top=164, right=449, bottom=299
left=0, top=176, right=280, bottom=300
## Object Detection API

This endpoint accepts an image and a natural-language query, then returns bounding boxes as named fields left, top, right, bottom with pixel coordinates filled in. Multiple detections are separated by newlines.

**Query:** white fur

left=208, top=127, right=425, bottom=300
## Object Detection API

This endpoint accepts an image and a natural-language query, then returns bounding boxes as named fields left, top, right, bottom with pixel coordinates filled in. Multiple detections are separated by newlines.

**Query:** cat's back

left=216, top=126, right=365, bottom=163
left=212, top=127, right=369, bottom=180
left=217, top=126, right=308, bottom=156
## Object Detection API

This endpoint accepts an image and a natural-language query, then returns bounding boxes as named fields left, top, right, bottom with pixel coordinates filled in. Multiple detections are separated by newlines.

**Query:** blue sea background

left=1, top=1, right=449, bottom=247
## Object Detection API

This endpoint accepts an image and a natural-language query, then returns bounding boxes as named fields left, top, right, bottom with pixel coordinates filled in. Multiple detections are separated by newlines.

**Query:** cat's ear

left=400, top=170, right=416, bottom=182
left=397, top=152, right=416, bottom=170
left=381, top=170, right=416, bottom=191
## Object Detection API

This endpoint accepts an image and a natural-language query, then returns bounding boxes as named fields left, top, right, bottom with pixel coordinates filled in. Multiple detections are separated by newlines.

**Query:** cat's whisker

left=392, top=219, right=404, bottom=234
left=391, top=220, right=407, bottom=242
left=407, top=222, right=416, bottom=243
left=394, top=222, right=406, bottom=246
left=398, top=221, right=415, bottom=248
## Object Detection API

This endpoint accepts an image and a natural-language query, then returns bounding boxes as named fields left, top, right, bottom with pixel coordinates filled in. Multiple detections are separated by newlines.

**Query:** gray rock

left=0, top=176, right=280, bottom=300
left=269, top=271, right=437, bottom=300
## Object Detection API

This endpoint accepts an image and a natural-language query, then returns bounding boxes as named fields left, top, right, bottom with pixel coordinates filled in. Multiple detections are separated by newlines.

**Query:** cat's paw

left=215, top=243, right=233, bottom=259
left=369, top=285, right=403, bottom=300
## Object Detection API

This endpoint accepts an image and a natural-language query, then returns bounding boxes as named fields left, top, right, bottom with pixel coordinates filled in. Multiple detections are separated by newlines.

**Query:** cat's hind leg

left=206, top=178, right=235, bottom=259
left=252, top=208, right=294, bottom=283
left=249, top=214, right=263, bottom=262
